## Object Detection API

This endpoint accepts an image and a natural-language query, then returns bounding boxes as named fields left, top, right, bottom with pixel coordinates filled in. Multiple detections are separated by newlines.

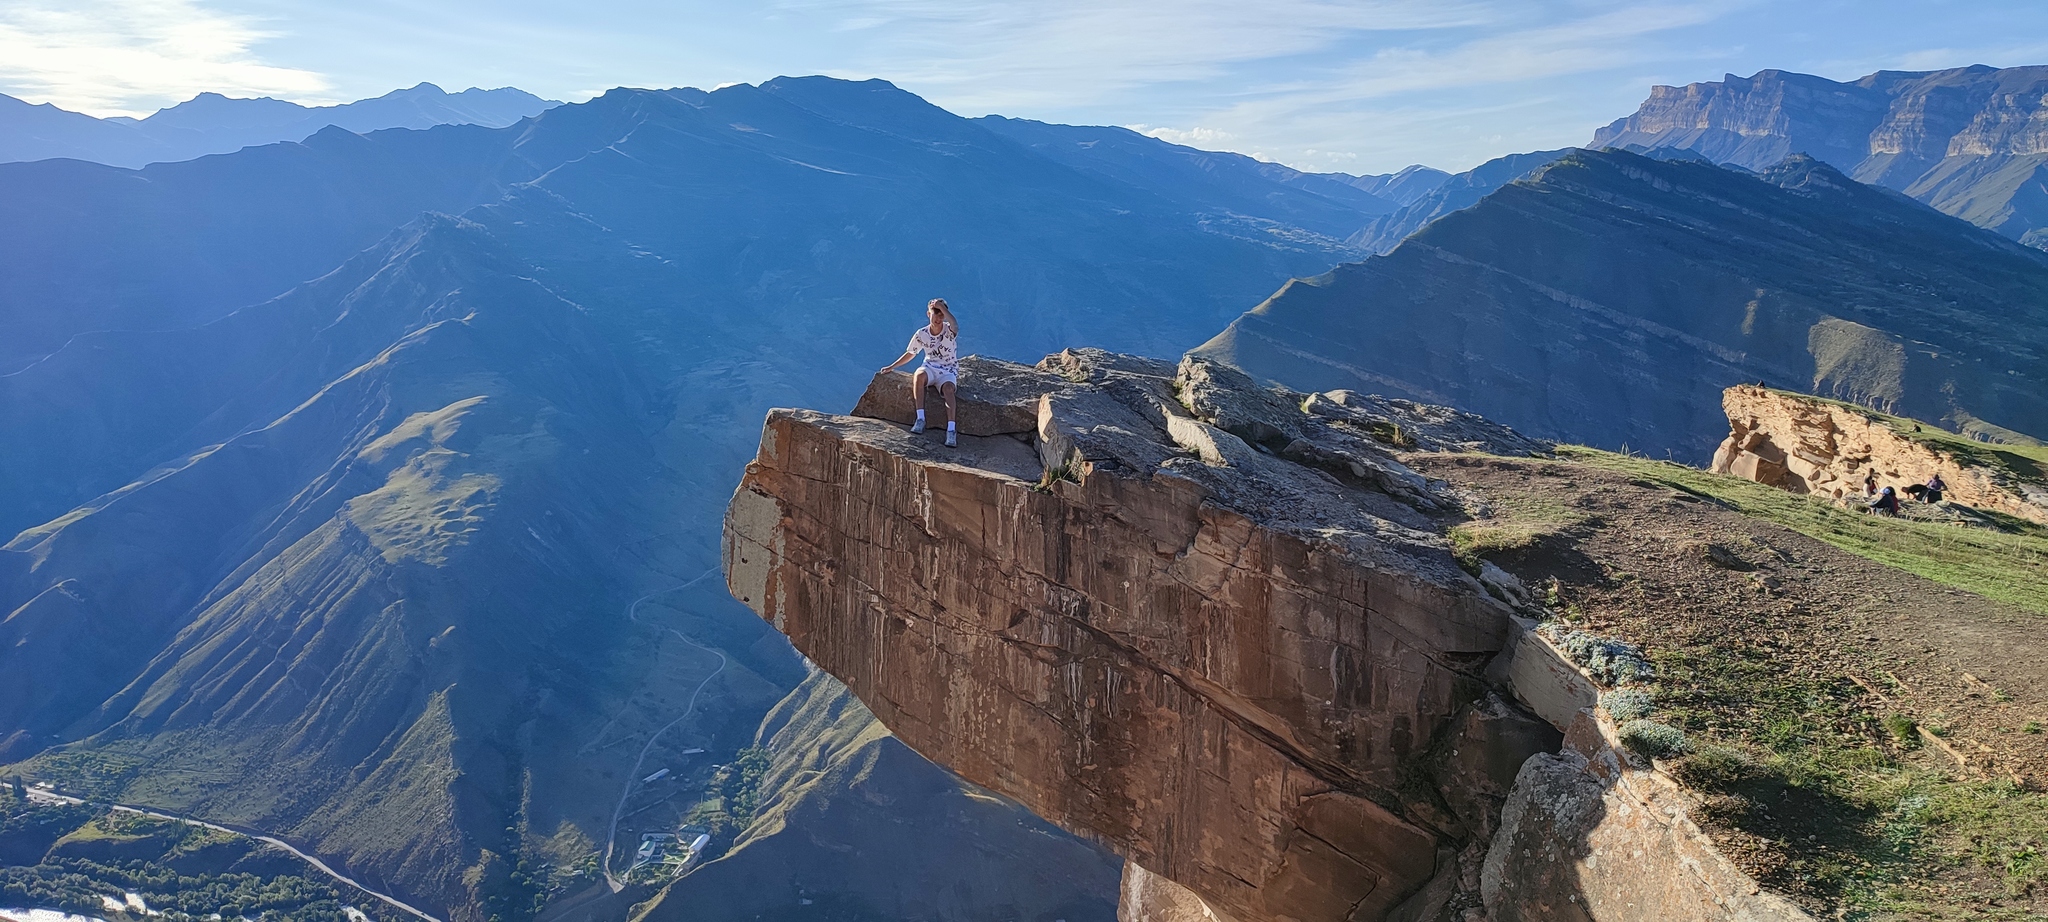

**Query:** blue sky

left=2, top=0, right=2044, bottom=174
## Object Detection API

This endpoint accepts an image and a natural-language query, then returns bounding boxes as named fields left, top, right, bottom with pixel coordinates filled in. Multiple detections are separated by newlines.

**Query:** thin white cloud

left=745, top=0, right=1745, bottom=172
left=1327, top=3, right=1730, bottom=101
left=775, top=0, right=1498, bottom=110
left=1127, top=124, right=1237, bottom=147
left=1891, top=42, right=2048, bottom=73
left=0, top=0, right=329, bottom=116
left=1114, top=2, right=1740, bottom=171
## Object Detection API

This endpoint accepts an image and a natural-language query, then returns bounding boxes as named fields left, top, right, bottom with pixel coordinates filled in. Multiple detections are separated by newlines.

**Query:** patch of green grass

left=1556, top=446, right=2048, bottom=614
left=13, top=749, right=148, bottom=802
left=1448, top=488, right=1590, bottom=572
left=1448, top=522, right=1543, bottom=570
left=1034, top=464, right=1078, bottom=493
left=1650, top=639, right=2048, bottom=914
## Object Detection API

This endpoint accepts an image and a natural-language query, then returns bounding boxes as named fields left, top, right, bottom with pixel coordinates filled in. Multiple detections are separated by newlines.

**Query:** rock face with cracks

left=724, top=350, right=1811, bottom=921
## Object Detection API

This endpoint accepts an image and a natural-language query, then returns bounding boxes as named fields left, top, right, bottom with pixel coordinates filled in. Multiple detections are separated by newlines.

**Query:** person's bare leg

left=911, top=368, right=929, bottom=433
left=941, top=381, right=958, bottom=446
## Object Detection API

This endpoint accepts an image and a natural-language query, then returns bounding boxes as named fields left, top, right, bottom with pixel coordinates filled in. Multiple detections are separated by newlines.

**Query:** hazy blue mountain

left=1348, top=149, right=1571, bottom=253
left=0, top=76, right=1366, bottom=921
left=1199, top=148, right=2048, bottom=457
left=0, top=83, right=557, bottom=168
left=975, top=117, right=1394, bottom=238
left=1595, top=65, right=2048, bottom=248
left=1329, top=163, right=1452, bottom=206
left=0, top=116, right=615, bottom=372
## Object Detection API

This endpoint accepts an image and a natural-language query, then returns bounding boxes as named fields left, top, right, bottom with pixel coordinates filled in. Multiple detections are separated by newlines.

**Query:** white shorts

left=919, top=365, right=959, bottom=387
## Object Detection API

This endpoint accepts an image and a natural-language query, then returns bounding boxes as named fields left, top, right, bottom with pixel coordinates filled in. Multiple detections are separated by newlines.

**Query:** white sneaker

left=911, top=417, right=925, bottom=434
left=945, top=430, right=958, bottom=447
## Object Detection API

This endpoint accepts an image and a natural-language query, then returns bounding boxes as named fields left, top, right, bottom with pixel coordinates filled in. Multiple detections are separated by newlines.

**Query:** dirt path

left=25, top=789, right=440, bottom=922
left=599, top=570, right=728, bottom=892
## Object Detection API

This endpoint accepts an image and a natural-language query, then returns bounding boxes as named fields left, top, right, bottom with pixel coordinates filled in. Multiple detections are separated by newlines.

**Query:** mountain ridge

left=1595, top=64, right=2048, bottom=247
left=0, top=83, right=558, bottom=168
left=1198, top=147, right=2048, bottom=456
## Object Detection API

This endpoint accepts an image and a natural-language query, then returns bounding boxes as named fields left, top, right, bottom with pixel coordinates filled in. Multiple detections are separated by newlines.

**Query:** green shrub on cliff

left=1599, top=688, right=1656, bottom=722
left=1617, top=719, right=1688, bottom=758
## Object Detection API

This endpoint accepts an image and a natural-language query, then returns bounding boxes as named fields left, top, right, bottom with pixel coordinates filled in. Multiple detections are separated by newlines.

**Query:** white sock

left=946, top=421, right=956, bottom=432
left=916, top=409, right=926, bottom=422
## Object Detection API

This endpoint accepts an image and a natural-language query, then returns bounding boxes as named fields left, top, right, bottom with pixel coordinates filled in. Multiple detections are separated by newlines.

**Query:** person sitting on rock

left=880, top=298, right=961, bottom=447
left=1866, top=485, right=1900, bottom=516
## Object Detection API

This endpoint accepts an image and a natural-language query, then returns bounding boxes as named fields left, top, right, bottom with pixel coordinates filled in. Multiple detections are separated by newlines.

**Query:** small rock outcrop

left=1483, top=707, right=1816, bottom=922
left=1710, top=385, right=2048, bottom=524
left=725, top=352, right=1814, bottom=922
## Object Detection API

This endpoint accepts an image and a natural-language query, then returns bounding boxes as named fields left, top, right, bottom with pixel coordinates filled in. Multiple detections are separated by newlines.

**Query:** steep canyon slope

left=1198, top=148, right=2048, bottom=458
left=0, top=77, right=1387, bottom=920
left=1595, top=65, right=2048, bottom=247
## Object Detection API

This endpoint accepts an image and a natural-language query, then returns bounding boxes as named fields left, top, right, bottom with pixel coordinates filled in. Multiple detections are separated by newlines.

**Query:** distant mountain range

left=0, top=83, right=558, bottom=167
left=978, top=117, right=1401, bottom=237
left=1199, top=148, right=2048, bottom=456
left=1596, top=65, right=2048, bottom=248
left=0, top=76, right=1385, bottom=921
left=1348, top=148, right=1571, bottom=253
left=1327, top=162, right=1453, bottom=206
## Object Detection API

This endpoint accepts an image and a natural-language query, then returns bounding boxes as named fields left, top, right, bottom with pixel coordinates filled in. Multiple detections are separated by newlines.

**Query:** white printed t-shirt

left=909, top=322, right=959, bottom=384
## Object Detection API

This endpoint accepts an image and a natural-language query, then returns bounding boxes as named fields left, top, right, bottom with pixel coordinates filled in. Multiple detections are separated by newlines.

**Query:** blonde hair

left=928, top=298, right=958, bottom=336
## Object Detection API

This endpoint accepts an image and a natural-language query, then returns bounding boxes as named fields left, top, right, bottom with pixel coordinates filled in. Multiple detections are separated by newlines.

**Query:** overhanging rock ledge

left=723, top=350, right=1816, bottom=922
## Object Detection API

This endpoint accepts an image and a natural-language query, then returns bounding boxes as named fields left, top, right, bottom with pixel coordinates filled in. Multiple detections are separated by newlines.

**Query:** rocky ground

left=1415, top=452, right=2048, bottom=918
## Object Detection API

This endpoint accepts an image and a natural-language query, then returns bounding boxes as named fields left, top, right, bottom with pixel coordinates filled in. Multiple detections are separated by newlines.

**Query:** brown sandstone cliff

left=1710, top=385, right=2048, bottom=524
left=724, top=352, right=1816, bottom=922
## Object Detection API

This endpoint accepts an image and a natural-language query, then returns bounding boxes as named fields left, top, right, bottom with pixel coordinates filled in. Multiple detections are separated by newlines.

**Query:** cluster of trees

left=0, top=794, right=96, bottom=864
left=680, top=746, right=774, bottom=851
left=712, top=747, right=772, bottom=829
left=0, top=860, right=373, bottom=921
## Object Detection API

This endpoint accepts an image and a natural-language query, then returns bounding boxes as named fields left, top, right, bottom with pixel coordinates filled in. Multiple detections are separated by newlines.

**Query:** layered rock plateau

left=1711, top=385, right=2048, bottom=524
left=725, top=353, right=1814, bottom=921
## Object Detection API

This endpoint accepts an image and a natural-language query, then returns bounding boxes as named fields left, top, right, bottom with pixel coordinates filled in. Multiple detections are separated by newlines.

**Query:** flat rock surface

left=849, top=357, right=1048, bottom=436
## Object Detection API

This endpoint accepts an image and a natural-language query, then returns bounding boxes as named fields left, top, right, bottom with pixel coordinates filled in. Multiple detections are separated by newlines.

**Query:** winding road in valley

left=26, top=567, right=736, bottom=918
left=600, top=569, right=730, bottom=892
left=24, top=788, right=441, bottom=922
